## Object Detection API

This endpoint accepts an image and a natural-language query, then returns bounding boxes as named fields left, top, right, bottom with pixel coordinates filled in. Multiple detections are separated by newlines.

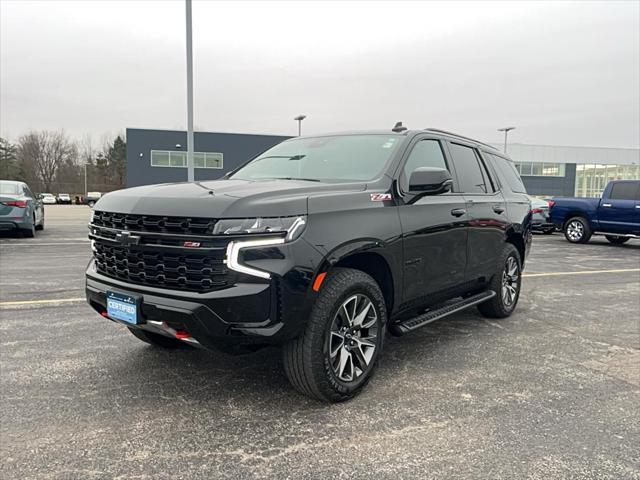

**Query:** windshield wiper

left=255, top=155, right=306, bottom=161
left=271, top=177, right=321, bottom=182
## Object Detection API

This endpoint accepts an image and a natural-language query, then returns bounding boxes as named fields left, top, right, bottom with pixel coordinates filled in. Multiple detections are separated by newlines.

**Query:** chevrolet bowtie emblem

left=115, top=231, right=141, bottom=246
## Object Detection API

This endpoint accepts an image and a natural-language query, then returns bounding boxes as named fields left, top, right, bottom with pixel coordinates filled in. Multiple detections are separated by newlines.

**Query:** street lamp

left=498, top=126, right=516, bottom=153
left=185, top=0, right=194, bottom=182
left=294, top=115, right=306, bottom=136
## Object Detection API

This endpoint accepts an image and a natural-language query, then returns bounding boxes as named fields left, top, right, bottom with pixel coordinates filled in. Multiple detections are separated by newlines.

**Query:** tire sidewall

left=317, top=273, right=387, bottom=398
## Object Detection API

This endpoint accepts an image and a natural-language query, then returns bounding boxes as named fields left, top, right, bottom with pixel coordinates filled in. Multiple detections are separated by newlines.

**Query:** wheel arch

left=316, top=241, right=397, bottom=316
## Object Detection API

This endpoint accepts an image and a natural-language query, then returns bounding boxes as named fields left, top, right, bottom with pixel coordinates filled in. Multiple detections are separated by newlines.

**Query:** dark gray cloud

left=1, top=0, right=638, bottom=148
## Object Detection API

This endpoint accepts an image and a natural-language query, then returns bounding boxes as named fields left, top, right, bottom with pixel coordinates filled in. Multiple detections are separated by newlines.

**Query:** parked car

left=550, top=180, right=640, bottom=244
left=86, top=127, right=532, bottom=402
left=57, top=193, right=72, bottom=204
left=41, top=193, right=57, bottom=204
left=0, top=180, right=45, bottom=237
left=529, top=196, right=555, bottom=234
left=85, top=192, right=102, bottom=207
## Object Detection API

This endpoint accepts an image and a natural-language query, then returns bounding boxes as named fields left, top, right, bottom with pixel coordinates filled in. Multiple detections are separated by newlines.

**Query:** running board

left=389, top=290, right=496, bottom=336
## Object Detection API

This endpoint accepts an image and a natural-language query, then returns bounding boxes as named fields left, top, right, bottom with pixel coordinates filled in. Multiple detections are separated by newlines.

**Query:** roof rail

left=423, top=128, right=498, bottom=151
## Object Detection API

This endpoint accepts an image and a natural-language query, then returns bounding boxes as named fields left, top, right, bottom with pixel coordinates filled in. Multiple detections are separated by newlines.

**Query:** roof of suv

left=298, top=127, right=500, bottom=153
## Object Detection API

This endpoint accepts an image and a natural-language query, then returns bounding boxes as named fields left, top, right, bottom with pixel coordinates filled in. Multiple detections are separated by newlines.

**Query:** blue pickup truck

left=549, top=180, right=640, bottom=244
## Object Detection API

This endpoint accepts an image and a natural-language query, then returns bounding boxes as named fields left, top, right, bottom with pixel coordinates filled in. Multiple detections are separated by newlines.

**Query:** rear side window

left=608, top=182, right=639, bottom=201
left=0, top=181, right=21, bottom=195
left=487, top=153, right=527, bottom=194
left=400, top=139, right=448, bottom=192
left=448, top=143, right=490, bottom=194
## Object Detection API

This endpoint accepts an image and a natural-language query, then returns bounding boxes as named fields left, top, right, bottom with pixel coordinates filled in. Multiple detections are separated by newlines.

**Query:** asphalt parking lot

left=1, top=205, right=639, bottom=479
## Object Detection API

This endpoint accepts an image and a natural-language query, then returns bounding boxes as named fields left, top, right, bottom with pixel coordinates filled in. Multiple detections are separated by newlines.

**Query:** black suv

left=86, top=127, right=532, bottom=402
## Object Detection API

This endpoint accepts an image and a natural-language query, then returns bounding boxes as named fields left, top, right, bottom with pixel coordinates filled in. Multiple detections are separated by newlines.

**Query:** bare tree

left=18, top=131, right=76, bottom=192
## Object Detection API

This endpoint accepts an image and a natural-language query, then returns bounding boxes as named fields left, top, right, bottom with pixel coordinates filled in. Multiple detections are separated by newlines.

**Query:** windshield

left=0, top=182, right=21, bottom=195
left=230, top=134, right=402, bottom=182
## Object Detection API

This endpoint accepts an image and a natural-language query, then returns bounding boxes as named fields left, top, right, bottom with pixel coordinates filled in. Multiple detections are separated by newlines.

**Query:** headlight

left=221, top=216, right=306, bottom=279
left=213, top=215, right=306, bottom=241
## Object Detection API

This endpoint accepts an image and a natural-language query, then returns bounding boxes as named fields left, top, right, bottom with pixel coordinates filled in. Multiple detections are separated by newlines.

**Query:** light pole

left=84, top=163, right=88, bottom=197
left=294, top=115, right=306, bottom=136
left=498, top=126, right=516, bottom=153
left=185, top=0, right=195, bottom=182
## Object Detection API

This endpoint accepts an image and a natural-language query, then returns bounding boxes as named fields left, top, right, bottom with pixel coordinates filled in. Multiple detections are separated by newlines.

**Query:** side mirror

left=408, top=167, right=453, bottom=195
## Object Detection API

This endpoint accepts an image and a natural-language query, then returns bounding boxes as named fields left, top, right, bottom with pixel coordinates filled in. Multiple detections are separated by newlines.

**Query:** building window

left=151, top=150, right=223, bottom=169
left=514, top=162, right=565, bottom=177
left=575, top=164, right=640, bottom=197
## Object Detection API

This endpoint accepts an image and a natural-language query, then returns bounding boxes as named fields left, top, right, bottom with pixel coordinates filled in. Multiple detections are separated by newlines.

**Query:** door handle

left=602, top=203, right=612, bottom=207
left=492, top=205, right=505, bottom=214
left=451, top=208, right=466, bottom=217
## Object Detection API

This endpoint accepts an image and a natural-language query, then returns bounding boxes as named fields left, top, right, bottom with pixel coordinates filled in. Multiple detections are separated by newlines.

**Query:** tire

left=127, top=327, right=187, bottom=349
left=564, top=216, right=592, bottom=244
left=282, top=268, right=387, bottom=402
left=36, top=213, right=44, bottom=230
left=543, top=228, right=554, bottom=235
left=605, top=235, right=630, bottom=245
left=88, top=201, right=95, bottom=207
left=477, top=243, right=522, bottom=319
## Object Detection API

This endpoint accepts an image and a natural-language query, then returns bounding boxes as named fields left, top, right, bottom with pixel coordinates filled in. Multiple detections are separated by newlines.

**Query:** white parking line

left=523, top=268, right=640, bottom=278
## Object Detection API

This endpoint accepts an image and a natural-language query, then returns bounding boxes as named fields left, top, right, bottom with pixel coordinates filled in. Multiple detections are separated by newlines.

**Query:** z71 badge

left=370, top=193, right=392, bottom=202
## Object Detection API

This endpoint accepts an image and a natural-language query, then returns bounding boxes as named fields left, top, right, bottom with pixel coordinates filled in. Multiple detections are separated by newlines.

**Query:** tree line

left=0, top=130, right=126, bottom=195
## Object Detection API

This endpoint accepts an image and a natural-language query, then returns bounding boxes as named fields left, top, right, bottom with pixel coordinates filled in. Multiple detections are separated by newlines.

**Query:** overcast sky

left=1, top=0, right=639, bottom=148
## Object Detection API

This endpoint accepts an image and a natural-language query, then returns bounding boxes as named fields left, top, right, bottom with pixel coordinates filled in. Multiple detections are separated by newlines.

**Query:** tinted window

left=231, top=135, right=402, bottom=182
left=609, top=182, right=639, bottom=200
left=448, top=143, right=488, bottom=193
left=487, top=153, right=527, bottom=193
left=23, top=186, right=34, bottom=198
left=401, top=139, right=447, bottom=191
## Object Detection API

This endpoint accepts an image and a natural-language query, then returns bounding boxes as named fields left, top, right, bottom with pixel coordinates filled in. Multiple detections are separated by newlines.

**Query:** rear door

left=597, top=181, right=640, bottom=234
left=445, top=142, right=508, bottom=283
left=396, top=135, right=468, bottom=302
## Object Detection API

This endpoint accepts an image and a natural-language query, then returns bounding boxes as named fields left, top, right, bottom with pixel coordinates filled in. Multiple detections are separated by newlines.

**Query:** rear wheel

left=605, top=235, right=630, bottom=245
left=283, top=268, right=386, bottom=402
left=478, top=244, right=521, bottom=319
left=36, top=212, right=44, bottom=230
left=128, top=327, right=187, bottom=349
left=564, top=217, right=591, bottom=244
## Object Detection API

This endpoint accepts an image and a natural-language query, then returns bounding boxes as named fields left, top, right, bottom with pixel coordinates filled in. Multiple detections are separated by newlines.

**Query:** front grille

left=92, top=211, right=217, bottom=235
left=90, top=211, right=233, bottom=292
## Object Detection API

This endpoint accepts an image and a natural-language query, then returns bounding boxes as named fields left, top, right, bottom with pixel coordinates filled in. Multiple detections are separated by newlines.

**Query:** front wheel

left=605, top=235, right=630, bottom=245
left=477, top=244, right=522, bottom=319
left=283, top=268, right=386, bottom=402
left=564, top=217, right=592, bottom=244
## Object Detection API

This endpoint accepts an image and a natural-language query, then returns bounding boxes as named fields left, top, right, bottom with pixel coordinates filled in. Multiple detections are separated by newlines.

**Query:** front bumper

left=86, top=257, right=315, bottom=351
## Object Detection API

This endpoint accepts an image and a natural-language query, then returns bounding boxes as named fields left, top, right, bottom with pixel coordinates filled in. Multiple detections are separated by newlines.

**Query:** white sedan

left=41, top=193, right=57, bottom=204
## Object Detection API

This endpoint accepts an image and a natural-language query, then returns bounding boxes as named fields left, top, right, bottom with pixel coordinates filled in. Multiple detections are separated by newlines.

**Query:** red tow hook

left=174, top=330, right=192, bottom=340
left=100, top=311, right=110, bottom=318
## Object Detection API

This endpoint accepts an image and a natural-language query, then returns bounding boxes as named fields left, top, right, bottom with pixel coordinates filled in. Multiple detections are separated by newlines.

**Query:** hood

left=95, top=179, right=365, bottom=218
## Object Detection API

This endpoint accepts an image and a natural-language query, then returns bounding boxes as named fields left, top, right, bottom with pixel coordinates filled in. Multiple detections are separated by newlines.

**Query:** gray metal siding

left=521, top=163, right=577, bottom=197
left=126, top=128, right=291, bottom=187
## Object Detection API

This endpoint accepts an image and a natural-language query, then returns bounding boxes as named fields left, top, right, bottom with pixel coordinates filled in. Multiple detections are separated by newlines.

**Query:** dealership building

left=126, top=128, right=639, bottom=197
